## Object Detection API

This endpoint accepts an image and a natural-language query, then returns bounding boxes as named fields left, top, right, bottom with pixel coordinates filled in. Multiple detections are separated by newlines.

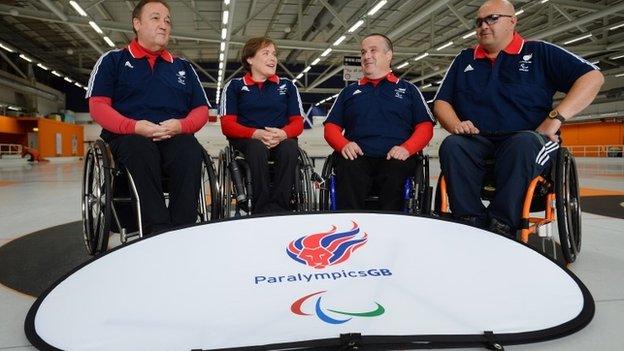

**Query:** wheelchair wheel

left=318, top=153, right=337, bottom=211
left=218, top=147, right=233, bottom=218
left=555, top=148, right=582, bottom=263
left=296, top=148, right=316, bottom=212
left=81, top=140, right=112, bottom=255
left=200, top=149, right=220, bottom=221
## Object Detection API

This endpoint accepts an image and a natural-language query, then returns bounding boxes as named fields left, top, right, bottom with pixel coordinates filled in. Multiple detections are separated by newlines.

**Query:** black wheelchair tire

left=81, top=140, right=112, bottom=255
left=555, top=148, right=582, bottom=263
left=200, top=149, right=220, bottom=221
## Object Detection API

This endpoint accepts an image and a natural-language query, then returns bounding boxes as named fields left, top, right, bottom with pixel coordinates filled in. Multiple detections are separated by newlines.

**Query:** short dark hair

left=363, top=33, right=393, bottom=52
left=131, top=0, right=171, bottom=35
left=241, top=37, right=277, bottom=72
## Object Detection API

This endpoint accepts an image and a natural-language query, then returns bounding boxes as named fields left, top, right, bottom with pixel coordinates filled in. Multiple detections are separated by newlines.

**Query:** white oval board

left=26, top=213, right=593, bottom=350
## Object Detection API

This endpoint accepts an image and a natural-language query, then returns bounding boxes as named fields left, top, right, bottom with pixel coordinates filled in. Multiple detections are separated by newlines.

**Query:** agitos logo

left=291, top=291, right=385, bottom=324
left=286, top=221, right=367, bottom=269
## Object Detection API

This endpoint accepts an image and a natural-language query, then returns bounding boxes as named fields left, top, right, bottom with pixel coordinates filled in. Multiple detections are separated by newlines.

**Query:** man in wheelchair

left=434, top=0, right=604, bottom=236
left=323, top=33, right=434, bottom=211
left=85, top=0, right=210, bottom=235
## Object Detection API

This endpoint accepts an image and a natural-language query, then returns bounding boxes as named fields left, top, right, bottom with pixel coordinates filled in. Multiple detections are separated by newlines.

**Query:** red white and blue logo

left=291, top=290, right=385, bottom=324
left=286, top=221, right=368, bottom=269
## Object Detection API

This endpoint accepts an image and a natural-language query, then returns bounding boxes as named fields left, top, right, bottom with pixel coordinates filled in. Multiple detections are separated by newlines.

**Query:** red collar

left=474, top=32, right=525, bottom=60
left=358, top=71, right=399, bottom=86
left=242, top=72, right=280, bottom=86
left=127, top=39, right=174, bottom=63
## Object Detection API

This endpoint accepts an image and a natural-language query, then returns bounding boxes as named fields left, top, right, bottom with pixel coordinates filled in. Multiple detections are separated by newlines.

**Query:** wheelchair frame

left=435, top=147, right=582, bottom=264
left=81, top=139, right=220, bottom=255
left=318, top=152, right=433, bottom=215
left=217, top=144, right=320, bottom=218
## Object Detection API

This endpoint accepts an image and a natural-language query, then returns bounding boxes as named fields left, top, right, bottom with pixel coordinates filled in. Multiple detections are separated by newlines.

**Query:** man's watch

left=548, top=110, right=566, bottom=123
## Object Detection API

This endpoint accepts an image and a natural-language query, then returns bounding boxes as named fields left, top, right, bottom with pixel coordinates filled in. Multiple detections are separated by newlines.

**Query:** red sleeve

left=179, top=105, right=209, bottom=134
left=400, top=121, right=434, bottom=155
left=282, top=115, right=304, bottom=138
left=89, top=96, right=137, bottom=134
left=220, top=115, right=256, bottom=139
left=324, top=122, right=350, bottom=152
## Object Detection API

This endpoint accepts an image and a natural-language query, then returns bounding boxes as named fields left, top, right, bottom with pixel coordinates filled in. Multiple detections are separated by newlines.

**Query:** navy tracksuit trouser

left=439, top=131, right=559, bottom=230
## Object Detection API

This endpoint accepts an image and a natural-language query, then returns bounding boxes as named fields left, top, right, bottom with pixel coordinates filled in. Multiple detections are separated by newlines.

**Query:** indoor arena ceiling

left=0, top=0, right=623, bottom=104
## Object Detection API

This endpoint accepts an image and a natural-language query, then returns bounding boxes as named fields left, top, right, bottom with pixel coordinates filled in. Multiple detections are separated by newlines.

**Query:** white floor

left=0, top=157, right=622, bottom=350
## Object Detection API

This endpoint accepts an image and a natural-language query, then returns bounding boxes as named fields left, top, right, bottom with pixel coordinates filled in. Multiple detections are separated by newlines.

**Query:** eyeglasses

left=475, top=14, right=514, bottom=27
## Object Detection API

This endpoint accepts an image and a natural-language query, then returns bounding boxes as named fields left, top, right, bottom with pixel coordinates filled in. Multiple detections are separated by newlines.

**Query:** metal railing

left=567, top=145, right=623, bottom=158
left=0, top=143, right=22, bottom=157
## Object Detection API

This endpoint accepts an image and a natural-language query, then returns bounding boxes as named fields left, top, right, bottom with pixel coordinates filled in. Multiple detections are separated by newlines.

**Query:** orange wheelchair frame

left=435, top=147, right=582, bottom=264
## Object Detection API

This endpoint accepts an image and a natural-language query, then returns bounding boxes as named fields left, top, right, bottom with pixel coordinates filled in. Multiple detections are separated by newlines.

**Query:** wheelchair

left=434, top=147, right=582, bottom=264
left=318, top=152, right=433, bottom=215
left=81, top=139, right=220, bottom=255
left=217, top=144, right=320, bottom=217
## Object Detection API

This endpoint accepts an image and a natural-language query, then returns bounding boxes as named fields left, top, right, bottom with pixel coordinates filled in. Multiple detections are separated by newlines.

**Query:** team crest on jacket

left=286, top=222, right=367, bottom=269
left=177, top=70, right=186, bottom=85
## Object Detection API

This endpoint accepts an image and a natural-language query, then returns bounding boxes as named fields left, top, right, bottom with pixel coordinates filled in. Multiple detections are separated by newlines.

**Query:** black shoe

left=489, top=218, right=514, bottom=238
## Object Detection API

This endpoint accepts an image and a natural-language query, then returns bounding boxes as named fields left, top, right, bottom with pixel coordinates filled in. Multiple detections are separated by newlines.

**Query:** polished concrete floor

left=0, top=156, right=622, bottom=350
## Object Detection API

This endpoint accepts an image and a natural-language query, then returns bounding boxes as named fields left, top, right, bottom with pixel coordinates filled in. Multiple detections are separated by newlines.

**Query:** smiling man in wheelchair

left=434, top=0, right=604, bottom=237
left=85, top=0, right=210, bottom=236
left=323, top=33, right=434, bottom=211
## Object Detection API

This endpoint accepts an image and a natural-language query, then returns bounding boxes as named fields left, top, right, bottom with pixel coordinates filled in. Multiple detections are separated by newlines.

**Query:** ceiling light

left=396, top=62, right=409, bottom=69
left=333, top=35, right=346, bottom=46
left=69, top=1, right=88, bottom=16
left=540, top=0, right=549, bottom=3
left=293, top=79, right=298, bottom=84
left=563, top=33, right=592, bottom=45
left=348, top=20, right=364, bottom=33
left=609, top=23, right=624, bottom=31
left=367, top=0, right=387, bottom=16
left=0, top=42, right=14, bottom=52
left=64, top=77, right=74, bottom=83
left=462, top=31, right=476, bottom=39
left=89, top=21, right=103, bottom=34
left=224, top=0, right=230, bottom=4
left=221, top=28, right=227, bottom=40
left=222, top=10, right=229, bottom=25
left=414, top=53, right=429, bottom=61
left=36, top=63, right=49, bottom=70
left=51, top=70, right=62, bottom=77
left=220, top=42, right=225, bottom=52
left=296, top=73, right=303, bottom=79
left=303, top=66, right=311, bottom=73
left=219, top=62, right=224, bottom=69
left=103, top=36, right=115, bottom=47
left=610, top=54, right=624, bottom=60
left=436, top=42, right=454, bottom=51
left=515, top=9, right=525, bottom=15
left=219, top=53, right=224, bottom=61
left=615, top=73, right=624, bottom=77
left=19, top=54, right=32, bottom=62
left=74, top=82, right=83, bottom=88
left=421, top=83, right=432, bottom=89
left=321, top=48, right=333, bottom=57
left=311, top=58, right=320, bottom=66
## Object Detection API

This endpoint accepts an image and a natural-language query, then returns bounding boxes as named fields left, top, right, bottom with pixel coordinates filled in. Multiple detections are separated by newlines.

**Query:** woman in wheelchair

left=219, top=37, right=305, bottom=213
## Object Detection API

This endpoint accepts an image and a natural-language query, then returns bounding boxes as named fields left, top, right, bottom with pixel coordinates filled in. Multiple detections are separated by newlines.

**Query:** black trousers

left=106, top=134, right=203, bottom=235
left=439, top=131, right=557, bottom=230
left=229, top=138, right=299, bottom=213
left=334, top=155, right=418, bottom=211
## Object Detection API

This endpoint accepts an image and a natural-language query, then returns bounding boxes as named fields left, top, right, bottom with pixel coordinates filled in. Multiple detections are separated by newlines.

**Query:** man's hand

left=536, top=118, right=561, bottom=142
left=386, top=146, right=410, bottom=161
left=451, top=120, right=479, bottom=134
left=265, top=127, right=287, bottom=148
left=252, top=129, right=275, bottom=148
left=135, top=120, right=167, bottom=140
left=151, top=119, right=182, bottom=141
left=341, top=142, right=363, bottom=160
